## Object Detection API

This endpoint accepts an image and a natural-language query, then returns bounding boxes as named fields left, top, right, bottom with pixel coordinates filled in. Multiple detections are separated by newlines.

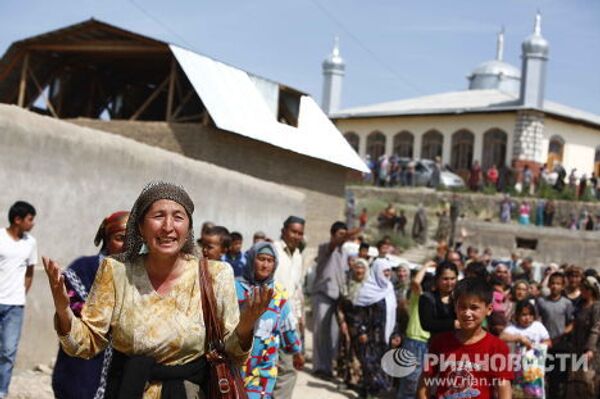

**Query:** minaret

left=321, top=36, right=345, bottom=115
left=519, top=11, right=549, bottom=108
left=496, top=27, right=505, bottom=61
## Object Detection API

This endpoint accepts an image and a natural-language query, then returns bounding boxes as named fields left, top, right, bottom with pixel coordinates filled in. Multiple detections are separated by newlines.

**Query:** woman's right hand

left=42, top=257, right=70, bottom=316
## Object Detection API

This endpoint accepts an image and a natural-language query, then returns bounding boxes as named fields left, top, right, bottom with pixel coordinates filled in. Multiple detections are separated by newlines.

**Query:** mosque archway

left=366, top=131, right=386, bottom=160
left=482, top=129, right=507, bottom=170
left=421, top=130, right=443, bottom=160
left=393, top=131, right=414, bottom=158
left=451, top=130, right=474, bottom=171
left=547, top=135, right=564, bottom=171
left=344, top=132, right=360, bottom=153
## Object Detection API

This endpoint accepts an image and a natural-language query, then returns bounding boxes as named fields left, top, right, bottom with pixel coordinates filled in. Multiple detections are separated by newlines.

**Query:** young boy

left=0, top=201, right=37, bottom=398
left=201, top=225, right=231, bottom=261
left=358, top=242, right=370, bottom=260
left=417, top=278, right=513, bottom=399
left=222, top=231, right=246, bottom=277
left=536, top=272, right=573, bottom=398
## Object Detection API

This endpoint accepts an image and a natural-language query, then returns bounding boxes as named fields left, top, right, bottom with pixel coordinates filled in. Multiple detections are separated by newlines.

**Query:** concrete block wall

left=513, top=110, right=545, bottom=163
left=71, top=119, right=348, bottom=248
left=0, top=105, right=305, bottom=368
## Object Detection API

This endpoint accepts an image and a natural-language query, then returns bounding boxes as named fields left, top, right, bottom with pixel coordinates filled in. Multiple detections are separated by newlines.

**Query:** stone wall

left=458, top=219, right=600, bottom=268
left=350, top=186, right=600, bottom=225
left=350, top=186, right=600, bottom=267
left=71, top=119, right=348, bottom=246
left=0, top=105, right=305, bottom=369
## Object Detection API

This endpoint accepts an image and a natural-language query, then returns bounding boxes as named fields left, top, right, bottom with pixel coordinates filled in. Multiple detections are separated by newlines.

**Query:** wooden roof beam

left=27, top=43, right=168, bottom=53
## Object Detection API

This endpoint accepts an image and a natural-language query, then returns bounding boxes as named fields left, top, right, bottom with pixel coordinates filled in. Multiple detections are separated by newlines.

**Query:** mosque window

left=344, top=132, right=360, bottom=153
left=393, top=131, right=414, bottom=158
left=451, top=130, right=474, bottom=171
left=482, top=129, right=508, bottom=170
left=421, top=130, right=443, bottom=160
left=367, top=131, right=386, bottom=160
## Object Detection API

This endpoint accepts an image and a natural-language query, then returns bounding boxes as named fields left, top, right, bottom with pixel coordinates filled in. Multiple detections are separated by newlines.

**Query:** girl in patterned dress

left=236, top=242, right=304, bottom=398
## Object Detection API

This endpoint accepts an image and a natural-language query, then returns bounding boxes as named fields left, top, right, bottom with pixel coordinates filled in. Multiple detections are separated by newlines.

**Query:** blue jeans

left=0, top=305, right=24, bottom=397
left=396, top=337, right=428, bottom=399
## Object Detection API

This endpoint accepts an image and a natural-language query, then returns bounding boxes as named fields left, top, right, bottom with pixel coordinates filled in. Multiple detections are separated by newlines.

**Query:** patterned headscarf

left=583, top=276, right=600, bottom=299
left=94, top=211, right=129, bottom=248
left=241, top=242, right=279, bottom=286
left=119, top=182, right=195, bottom=264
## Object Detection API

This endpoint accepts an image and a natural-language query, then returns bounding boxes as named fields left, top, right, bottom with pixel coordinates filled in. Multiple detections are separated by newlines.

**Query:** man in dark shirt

left=311, top=221, right=347, bottom=379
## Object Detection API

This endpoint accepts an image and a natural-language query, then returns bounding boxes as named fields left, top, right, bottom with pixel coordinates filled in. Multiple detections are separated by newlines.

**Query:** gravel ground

left=7, top=330, right=358, bottom=399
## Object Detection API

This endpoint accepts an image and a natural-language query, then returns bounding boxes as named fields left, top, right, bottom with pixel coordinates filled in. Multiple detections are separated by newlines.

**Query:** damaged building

left=0, top=18, right=368, bottom=243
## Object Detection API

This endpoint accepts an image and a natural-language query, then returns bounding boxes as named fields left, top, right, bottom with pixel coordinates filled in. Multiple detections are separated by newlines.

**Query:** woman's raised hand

left=241, top=286, right=274, bottom=325
left=42, top=257, right=70, bottom=315
left=236, top=285, right=274, bottom=348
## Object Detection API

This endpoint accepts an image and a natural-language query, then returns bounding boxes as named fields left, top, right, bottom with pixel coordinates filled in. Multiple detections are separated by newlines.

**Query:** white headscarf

left=353, top=257, right=398, bottom=342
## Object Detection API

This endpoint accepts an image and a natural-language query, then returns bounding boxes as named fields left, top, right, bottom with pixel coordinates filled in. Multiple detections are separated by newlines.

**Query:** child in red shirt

left=417, top=278, right=514, bottom=399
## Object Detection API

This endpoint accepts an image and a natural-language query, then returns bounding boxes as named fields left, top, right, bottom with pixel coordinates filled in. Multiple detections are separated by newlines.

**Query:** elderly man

left=272, top=216, right=306, bottom=398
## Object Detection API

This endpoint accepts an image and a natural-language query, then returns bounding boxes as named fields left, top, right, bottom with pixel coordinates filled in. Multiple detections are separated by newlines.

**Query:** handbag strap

left=199, top=258, right=225, bottom=351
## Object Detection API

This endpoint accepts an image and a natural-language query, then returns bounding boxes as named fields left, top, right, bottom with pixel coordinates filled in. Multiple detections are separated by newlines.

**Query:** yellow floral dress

left=57, top=254, right=248, bottom=399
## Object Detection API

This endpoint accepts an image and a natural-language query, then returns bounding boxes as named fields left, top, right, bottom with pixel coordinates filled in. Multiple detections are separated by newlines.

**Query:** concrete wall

left=543, top=117, right=600, bottom=176
left=458, top=220, right=600, bottom=268
left=334, top=112, right=517, bottom=166
left=0, top=105, right=305, bottom=368
left=70, top=119, right=348, bottom=247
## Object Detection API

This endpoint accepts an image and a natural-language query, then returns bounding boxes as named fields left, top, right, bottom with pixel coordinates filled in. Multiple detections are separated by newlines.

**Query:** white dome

left=471, top=60, right=521, bottom=79
left=468, top=60, right=521, bottom=92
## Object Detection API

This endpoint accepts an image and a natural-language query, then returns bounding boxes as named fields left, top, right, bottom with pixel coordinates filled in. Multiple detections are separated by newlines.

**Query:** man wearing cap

left=272, top=216, right=305, bottom=398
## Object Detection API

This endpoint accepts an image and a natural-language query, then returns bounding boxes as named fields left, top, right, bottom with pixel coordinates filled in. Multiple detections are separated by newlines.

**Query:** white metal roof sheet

left=170, top=45, right=369, bottom=173
left=332, top=89, right=600, bottom=129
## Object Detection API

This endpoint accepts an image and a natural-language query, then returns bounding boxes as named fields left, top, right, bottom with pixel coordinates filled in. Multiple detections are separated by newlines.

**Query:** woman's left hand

left=236, top=286, right=274, bottom=348
left=240, top=286, right=274, bottom=325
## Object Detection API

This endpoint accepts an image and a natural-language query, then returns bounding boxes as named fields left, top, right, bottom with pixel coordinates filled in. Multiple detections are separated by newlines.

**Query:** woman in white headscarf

left=351, top=257, right=397, bottom=398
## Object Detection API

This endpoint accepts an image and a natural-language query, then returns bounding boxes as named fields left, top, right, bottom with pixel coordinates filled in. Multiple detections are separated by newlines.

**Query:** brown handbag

left=198, top=258, right=248, bottom=399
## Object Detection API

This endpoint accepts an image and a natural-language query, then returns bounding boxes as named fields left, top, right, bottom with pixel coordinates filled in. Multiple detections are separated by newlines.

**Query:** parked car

left=396, top=157, right=465, bottom=188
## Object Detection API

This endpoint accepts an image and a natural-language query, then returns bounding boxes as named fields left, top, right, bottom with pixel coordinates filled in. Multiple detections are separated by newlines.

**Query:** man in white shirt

left=272, top=216, right=305, bottom=399
left=0, top=201, right=37, bottom=398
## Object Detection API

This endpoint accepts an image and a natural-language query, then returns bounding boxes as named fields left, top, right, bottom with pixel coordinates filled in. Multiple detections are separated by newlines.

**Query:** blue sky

left=1, top=1, right=598, bottom=113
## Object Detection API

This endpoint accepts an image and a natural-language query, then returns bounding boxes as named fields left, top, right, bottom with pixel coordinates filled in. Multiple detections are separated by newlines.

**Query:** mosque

left=325, top=13, right=600, bottom=179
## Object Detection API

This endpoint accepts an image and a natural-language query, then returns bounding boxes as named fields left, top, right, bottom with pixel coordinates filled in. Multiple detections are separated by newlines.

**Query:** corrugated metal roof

left=332, top=89, right=600, bottom=129
left=170, top=45, right=369, bottom=173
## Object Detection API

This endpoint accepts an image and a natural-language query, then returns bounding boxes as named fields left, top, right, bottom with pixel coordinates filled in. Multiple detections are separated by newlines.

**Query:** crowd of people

left=2, top=185, right=306, bottom=399
left=466, top=161, right=600, bottom=201
left=313, top=228, right=600, bottom=398
left=2, top=181, right=600, bottom=399
left=365, top=152, right=600, bottom=203
left=499, top=195, right=600, bottom=230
